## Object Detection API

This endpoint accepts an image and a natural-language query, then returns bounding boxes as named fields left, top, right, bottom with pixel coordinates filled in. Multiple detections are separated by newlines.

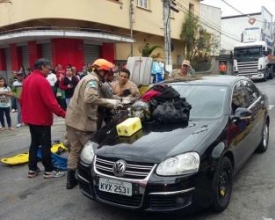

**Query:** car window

left=232, top=81, right=250, bottom=111
left=242, top=80, right=260, bottom=105
left=172, top=84, right=227, bottom=119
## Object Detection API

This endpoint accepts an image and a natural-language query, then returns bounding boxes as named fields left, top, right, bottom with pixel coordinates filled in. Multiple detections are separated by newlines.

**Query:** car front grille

left=95, top=155, right=155, bottom=179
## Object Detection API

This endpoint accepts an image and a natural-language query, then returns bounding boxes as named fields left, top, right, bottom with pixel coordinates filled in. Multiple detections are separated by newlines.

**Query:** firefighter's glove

left=108, top=99, right=123, bottom=109
left=122, top=97, right=131, bottom=104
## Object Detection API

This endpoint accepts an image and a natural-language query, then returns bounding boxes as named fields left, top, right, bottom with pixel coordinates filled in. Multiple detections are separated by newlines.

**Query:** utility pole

left=163, top=0, right=172, bottom=73
left=129, top=0, right=134, bottom=57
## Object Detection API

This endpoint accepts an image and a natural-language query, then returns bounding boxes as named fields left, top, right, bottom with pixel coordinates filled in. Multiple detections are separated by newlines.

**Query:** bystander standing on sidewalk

left=8, top=71, right=18, bottom=112
left=12, top=71, right=24, bottom=128
left=0, top=76, right=14, bottom=131
left=46, top=69, right=57, bottom=94
left=79, top=65, right=88, bottom=79
left=55, top=73, right=67, bottom=111
left=21, top=58, right=66, bottom=179
left=59, top=66, right=79, bottom=107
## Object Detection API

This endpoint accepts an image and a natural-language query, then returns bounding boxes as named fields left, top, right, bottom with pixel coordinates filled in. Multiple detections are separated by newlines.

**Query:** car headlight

left=80, top=140, right=95, bottom=164
left=156, top=152, right=200, bottom=176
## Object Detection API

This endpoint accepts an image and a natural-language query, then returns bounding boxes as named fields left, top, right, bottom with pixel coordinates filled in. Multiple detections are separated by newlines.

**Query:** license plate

left=99, top=178, right=132, bottom=196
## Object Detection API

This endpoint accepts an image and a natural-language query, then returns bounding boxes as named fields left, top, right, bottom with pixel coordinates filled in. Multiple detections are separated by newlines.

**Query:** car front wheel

left=257, top=121, right=269, bottom=153
left=212, top=157, right=233, bottom=212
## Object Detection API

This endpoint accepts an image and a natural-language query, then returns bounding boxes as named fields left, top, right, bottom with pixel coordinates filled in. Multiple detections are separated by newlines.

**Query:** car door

left=228, top=80, right=254, bottom=170
left=242, top=79, right=265, bottom=150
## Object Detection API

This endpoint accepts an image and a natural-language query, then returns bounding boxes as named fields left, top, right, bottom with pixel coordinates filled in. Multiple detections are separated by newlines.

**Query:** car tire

left=212, top=157, right=233, bottom=213
left=257, top=121, right=269, bottom=153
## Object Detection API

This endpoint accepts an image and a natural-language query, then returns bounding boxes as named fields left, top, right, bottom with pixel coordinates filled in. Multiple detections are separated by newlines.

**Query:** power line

left=176, top=0, right=273, bottom=46
left=221, top=0, right=271, bottom=24
left=221, top=0, right=243, bottom=15
left=173, top=0, right=241, bottom=42
left=175, top=0, right=240, bottom=40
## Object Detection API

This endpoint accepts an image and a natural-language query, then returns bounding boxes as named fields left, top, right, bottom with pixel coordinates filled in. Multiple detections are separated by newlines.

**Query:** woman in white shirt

left=46, top=69, right=57, bottom=94
left=0, top=76, right=13, bottom=130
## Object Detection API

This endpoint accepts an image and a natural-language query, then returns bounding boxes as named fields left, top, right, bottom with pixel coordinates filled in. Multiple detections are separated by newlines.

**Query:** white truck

left=233, top=41, right=275, bottom=80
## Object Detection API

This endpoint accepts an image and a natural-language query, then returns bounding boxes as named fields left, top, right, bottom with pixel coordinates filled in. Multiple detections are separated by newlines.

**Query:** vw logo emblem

left=113, top=159, right=127, bottom=177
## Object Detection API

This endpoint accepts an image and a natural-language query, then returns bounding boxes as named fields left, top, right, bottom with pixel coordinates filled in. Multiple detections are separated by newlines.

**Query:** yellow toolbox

left=116, top=117, right=142, bottom=137
left=119, top=129, right=143, bottom=144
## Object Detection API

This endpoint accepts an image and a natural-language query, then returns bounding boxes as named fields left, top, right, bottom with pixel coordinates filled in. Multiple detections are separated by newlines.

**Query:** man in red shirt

left=21, top=58, right=66, bottom=179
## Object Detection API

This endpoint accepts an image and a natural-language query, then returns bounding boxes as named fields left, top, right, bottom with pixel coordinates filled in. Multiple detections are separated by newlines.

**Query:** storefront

left=0, top=28, right=134, bottom=80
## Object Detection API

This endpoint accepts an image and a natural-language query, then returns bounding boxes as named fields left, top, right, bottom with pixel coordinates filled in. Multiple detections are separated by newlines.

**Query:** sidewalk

left=0, top=111, right=66, bottom=157
left=6, top=110, right=66, bottom=128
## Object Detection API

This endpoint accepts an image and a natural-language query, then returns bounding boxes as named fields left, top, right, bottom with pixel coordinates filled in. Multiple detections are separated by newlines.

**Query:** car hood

left=95, top=118, right=224, bottom=164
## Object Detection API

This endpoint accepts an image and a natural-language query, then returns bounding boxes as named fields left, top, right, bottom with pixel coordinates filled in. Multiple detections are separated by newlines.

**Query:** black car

left=77, top=75, right=269, bottom=214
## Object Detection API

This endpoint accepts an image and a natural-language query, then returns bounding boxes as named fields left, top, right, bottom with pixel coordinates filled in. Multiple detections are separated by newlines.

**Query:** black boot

left=66, top=169, right=78, bottom=189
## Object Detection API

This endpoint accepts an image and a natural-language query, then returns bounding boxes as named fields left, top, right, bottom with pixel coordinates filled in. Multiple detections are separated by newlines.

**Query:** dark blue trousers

left=0, top=107, right=11, bottom=127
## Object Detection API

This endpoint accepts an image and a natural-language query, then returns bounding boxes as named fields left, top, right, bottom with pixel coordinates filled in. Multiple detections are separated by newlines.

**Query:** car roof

left=165, top=75, right=247, bottom=87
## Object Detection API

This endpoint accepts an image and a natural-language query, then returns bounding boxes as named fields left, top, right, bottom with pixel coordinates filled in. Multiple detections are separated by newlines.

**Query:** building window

left=137, top=0, right=149, bottom=9
left=170, top=10, right=175, bottom=19
left=189, top=3, right=194, bottom=14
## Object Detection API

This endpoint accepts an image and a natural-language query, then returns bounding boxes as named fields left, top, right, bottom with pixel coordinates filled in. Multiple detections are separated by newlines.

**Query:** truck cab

left=233, top=41, right=274, bottom=80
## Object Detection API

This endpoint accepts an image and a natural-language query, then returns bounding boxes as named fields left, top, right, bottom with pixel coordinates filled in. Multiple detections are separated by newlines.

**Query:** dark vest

left=63, top=76, right=79, bottom=98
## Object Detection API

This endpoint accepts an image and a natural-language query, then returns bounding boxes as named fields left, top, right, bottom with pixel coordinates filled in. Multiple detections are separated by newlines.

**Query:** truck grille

left=237, top=61, right=258, bottom=75
left=95, top=155, right=155, bottom=179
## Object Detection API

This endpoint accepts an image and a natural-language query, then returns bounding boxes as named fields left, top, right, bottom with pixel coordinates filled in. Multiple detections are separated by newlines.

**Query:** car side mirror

left=231, top=107, right=252, bottom=121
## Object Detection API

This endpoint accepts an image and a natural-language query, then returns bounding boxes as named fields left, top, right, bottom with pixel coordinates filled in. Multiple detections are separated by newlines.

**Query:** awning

left=0, top=28, right=135, bottom=47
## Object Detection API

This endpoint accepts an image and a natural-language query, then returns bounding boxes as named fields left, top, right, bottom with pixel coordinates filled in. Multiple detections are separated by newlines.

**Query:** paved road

left=0, top=80, right=275, bottom=220
left=0, top=114, right=66, bottom=157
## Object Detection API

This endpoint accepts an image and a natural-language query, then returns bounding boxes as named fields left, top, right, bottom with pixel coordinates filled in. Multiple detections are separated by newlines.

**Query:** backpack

left=152, top=98, right=192, bottom=124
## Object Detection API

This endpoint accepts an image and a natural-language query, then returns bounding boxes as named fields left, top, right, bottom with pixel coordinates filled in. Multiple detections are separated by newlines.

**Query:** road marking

left=269, top=105, right=274, bottom=110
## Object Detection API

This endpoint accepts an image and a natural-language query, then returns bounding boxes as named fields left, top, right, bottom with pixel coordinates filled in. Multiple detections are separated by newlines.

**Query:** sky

left=202, top=0, right=275, bottom=19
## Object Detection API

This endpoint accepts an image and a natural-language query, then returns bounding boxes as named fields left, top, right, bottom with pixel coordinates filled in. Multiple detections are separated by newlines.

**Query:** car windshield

left=171, top=84, right=228, bottom=119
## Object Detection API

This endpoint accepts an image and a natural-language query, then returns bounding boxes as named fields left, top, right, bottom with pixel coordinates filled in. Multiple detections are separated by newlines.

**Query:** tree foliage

left=180, top=13, right=200, bottom=60
left=140, top=43, right=162, bottom=57
left=180, top=13, right=219, bottom=63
